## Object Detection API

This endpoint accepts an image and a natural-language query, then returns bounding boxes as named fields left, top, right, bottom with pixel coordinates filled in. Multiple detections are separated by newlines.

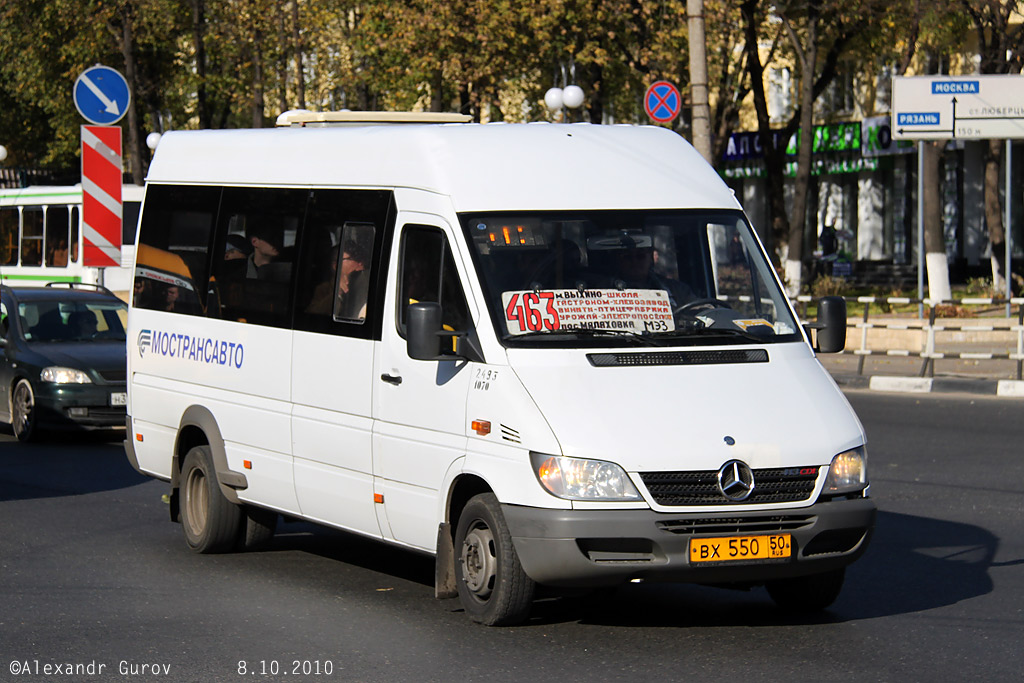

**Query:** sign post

left=74, top=65, right=129, bottom=269
left=80, top=126, right=123, bottom=267
left=893, top=74, right=1024, bottom=311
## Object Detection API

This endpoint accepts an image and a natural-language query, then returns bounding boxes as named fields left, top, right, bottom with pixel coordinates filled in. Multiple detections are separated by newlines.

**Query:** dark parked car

left=0, top=283, right=128, bottom=441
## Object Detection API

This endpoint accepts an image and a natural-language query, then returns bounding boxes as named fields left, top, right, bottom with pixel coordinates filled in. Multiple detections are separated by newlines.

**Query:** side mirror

left=407, top=302, right=442, bottom=360
left=815, top=296, right=847, bottom=353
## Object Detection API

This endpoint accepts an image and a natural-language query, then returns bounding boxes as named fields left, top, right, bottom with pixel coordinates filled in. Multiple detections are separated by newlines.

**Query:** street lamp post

left=544, top=84, right=585, bottom=121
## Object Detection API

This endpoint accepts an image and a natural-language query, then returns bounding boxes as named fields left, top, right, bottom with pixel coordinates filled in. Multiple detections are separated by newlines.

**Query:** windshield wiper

left=651, top=325, right=774, bottom=344
left=511, top=328, right=667, bottom=346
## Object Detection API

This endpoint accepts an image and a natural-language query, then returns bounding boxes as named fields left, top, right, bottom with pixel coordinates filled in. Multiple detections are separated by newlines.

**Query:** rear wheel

left=766, top=568, right=845, bottom=612
left=454, top=493, right=534, bottom=626
left=180, top=446, right=242, bottom=553
left=12, top=379, right=37, bottom=442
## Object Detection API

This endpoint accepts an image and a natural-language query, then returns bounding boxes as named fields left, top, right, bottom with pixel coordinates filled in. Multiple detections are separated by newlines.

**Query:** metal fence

left=793, top=295, right=1024, bottom=380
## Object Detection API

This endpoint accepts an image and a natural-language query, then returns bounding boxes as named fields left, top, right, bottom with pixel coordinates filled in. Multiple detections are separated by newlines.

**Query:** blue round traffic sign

left=74, top=65, right=130, bottom=125
left=644, top=80, right=681, bottom=124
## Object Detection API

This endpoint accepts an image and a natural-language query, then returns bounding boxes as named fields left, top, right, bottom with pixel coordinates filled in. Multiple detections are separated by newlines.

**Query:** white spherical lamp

left=544, top=87, right=564, bottom=111
left=562, top=85, right=585, bottom=109
left=146, top=132, right=162, bottom=150
left=0, top=145, right=7, bottom=162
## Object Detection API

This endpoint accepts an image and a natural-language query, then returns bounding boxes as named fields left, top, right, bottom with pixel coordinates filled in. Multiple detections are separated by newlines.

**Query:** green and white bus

left=0, top=184, right=143, bottom=294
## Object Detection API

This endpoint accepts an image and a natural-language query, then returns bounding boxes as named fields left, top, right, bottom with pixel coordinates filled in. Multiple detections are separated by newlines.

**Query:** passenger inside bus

left=245, top=219, right=284, bottom=279
left=306, top=240, right=369, bottom=320
left=47, top=238, right=69, bottom=267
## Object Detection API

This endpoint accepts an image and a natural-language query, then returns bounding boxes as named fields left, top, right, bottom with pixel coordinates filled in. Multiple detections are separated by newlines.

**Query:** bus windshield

left=460, top=209, right=801, bottom=346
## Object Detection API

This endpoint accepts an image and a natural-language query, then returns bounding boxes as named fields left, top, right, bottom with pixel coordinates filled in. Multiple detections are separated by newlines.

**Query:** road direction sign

left=644, top=81, right=681, bottom=124
left=892, top=75, right=1024, bottom=140
left=73, top=65, right=130, bottom=126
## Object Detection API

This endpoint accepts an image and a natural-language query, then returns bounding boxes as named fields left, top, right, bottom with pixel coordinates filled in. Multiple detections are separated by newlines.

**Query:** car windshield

left=460, top=209, right=801, bottom=347
left=18, top=299, right=128, bottom=342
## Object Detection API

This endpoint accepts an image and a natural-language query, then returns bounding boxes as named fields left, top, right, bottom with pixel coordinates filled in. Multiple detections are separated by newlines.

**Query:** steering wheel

left=673, top=298, right=732, bottom=315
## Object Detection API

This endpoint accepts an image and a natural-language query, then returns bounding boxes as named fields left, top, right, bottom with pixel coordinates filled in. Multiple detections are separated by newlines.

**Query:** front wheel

left=766, top=567, right=845, bottom=612
left=238, top=505, right=278, bottom=551
left=12, top=379, right=37, bottom=442
left=179, top=446, right=242, bottom=553
left=454, top=493, right=535, bottom=626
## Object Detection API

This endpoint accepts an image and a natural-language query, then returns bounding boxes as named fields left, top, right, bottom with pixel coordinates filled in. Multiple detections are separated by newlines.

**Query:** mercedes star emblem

left=717, top=460, right=755, bottom=501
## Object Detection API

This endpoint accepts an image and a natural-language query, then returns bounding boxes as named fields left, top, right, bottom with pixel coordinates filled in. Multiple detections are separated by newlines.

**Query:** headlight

left=823, top=446, right=867, bottom=495
left=530, top=452, right=642, bottom=501
left=40, top=367, right=92, bottom=384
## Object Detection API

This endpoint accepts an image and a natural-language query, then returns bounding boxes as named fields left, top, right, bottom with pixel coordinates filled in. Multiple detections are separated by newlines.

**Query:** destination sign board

left=892, top=75, right=1024, bottom=140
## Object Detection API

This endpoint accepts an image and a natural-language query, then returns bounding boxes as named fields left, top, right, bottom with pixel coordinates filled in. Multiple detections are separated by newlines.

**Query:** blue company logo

left=137, top=328, right=244, bottom=368
left=932, top=80, right=979, bottom=94
left=897, top=112, right=940, bottom=126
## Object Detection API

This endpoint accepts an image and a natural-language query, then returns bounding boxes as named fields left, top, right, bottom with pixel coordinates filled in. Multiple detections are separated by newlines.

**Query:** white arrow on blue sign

left=73, top=65, right=130, bottom=126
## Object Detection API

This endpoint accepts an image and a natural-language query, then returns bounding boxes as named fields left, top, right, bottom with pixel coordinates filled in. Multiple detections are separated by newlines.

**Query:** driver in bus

left=611, top=237, right=694, bottom=309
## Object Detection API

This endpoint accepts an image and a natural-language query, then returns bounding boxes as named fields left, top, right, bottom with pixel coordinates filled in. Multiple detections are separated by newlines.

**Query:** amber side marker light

left=135, top=433, right=143, bottom=442
left=373, top=493, right=384, bottom=504
left=471, top=420, right=491, bottom=436
left=243, top=460, right=252, bottom=469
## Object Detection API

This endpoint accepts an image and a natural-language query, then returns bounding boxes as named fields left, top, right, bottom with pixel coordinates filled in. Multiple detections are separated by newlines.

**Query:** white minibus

left=125, top=112, right=873, bottom=625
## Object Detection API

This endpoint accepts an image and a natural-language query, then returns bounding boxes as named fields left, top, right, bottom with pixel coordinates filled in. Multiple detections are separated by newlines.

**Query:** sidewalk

left=818, top=352, right=1024, bottom=397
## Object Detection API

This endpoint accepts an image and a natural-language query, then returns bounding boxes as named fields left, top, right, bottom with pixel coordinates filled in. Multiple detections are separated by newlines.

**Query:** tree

left=740, top=0, right=888, bottom=293
left=961, top=0, right=1024, bottom=296
left=888, top=1, right=970, bottom=302
left=705, top=1, right=751, bottom=166
left=0, top=0, right=187, bottom=178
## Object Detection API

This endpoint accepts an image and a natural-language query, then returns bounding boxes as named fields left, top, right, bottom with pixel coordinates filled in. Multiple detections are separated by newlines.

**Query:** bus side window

left=293, top=189, right=391, bottom=338
left=210, top=187, right=304, bottom=329
left=0, top=208, right=18, bottom=266
left=134, top=184, right=220, bottom=315
left=21, top=208, right=43, bottom=266
left=45, top=206, right=70, bottom=267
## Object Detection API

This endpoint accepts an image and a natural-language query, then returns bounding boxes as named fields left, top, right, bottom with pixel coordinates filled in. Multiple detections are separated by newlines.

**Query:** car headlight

left=530, top=452, right=642, bottom=501
left=823, top=446, right=867, bottom=495
left=40, top=367, right=93, bottom=384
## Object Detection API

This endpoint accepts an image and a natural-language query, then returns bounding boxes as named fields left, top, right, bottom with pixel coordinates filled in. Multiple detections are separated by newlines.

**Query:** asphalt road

left=1, top=390, right=1022, bottom=682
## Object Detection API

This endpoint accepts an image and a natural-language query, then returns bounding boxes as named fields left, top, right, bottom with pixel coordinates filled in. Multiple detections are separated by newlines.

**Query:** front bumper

left=502, top=497, right=875, bottom=587
left=33, top=383, right=127, bottom=431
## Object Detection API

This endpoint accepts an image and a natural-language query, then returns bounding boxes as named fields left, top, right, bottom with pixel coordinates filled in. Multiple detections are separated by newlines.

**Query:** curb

left=829, top=373, right=1024, bottom=398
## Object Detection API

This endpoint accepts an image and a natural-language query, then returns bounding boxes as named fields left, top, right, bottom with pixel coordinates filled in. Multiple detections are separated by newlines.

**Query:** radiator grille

left=641, top=466, right=819, bottom=506
left=588, top=349, right=768, bottom=367
left=656, top=514, right=816, bottom=535
left=96, top=369, right=127, bottom=384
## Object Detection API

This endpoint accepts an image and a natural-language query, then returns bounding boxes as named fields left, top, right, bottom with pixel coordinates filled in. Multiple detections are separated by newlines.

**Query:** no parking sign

left=644, top=81, right=681, bottom=124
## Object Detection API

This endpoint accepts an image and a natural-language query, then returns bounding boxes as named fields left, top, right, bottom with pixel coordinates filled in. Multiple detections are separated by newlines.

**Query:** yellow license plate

left=689, top=534, right=792, bottom=563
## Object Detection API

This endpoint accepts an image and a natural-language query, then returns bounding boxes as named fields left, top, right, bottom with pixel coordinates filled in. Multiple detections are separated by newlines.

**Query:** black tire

left=11, top=379, right=37, bottom=443
left=767, top=567, right=845, bottom=612
left=454, top=493, right=535, bottom=626
left=238, top=505, right=278, bottom=551
left=179, top=446, right=242, bottom=553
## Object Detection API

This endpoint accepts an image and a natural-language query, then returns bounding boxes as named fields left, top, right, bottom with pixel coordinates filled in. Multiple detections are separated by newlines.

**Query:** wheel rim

left=184, top=466, right=209, bottom=539
left=460, top=520, right=497, bottom=600
left=12, top=382, right=33, bottom=438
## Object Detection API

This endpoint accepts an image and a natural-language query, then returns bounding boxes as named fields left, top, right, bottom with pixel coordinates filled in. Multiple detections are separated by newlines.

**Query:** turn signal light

left=471, top=420, right=491, bottom=436
left=243, top=460, right=252, bottom=469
